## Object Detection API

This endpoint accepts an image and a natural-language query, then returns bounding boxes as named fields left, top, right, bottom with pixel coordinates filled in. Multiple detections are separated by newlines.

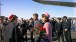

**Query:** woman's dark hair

left=42, top=14, right=49, bottom=22
left=42, top=14, right=45, bottom=18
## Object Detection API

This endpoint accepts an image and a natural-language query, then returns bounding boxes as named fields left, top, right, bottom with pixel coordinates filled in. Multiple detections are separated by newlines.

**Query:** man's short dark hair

left=30, top=17, right=33, bottom=20
left=63, top=16, right=67, bottom=19
left=57, top=18, right=61, bottom=20
left=33, top=13, right=38, bottom=17
left=5, top=17, right=8, bottom=20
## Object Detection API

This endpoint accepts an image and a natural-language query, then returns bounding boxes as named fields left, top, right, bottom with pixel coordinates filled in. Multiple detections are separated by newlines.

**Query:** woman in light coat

left=4, top=15, right=18, bottom=42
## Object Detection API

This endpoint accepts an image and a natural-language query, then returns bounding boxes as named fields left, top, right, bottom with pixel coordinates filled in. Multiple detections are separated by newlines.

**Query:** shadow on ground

left=52, top=37, right=57, bottom=41
left=72, top=39, right=76, bottom=42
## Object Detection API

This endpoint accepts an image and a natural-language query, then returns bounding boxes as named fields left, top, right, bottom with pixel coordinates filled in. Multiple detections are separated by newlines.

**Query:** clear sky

left=1, top=0, right=76, bottom=19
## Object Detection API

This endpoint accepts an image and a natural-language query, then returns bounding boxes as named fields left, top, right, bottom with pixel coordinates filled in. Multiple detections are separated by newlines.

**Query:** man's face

left=33, top=15, right=38, bottom=20
left=30, top=20, right=33, bottom=23
left=63, top=18, right=67, bottom=21
left=14, top=18, right=18, bottom=24
left=0, top=18, right=2, bottom=23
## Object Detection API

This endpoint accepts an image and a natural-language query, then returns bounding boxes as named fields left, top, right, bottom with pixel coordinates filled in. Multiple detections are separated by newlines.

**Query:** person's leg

left=1, top=35, right=3, bottom=42
left=57, top=32, right=60, bottom=42
left=34, top=35, right=40, bottom=42
left=61, top=32, right=64, bottom=42
left=67, top=30, right=72, bottom=42
left=0, top=37, right=1, bottom=42
left=21, top=33, right=25, bottom=42
left=31, top=31, right=34, bottom=42
left=25, top=31, right=27, bottom=42
left=64, top=31, right=68, bottom=42
left=1, top=33, right=2, bottom=42
left=52, top=29, right=54, bottom=37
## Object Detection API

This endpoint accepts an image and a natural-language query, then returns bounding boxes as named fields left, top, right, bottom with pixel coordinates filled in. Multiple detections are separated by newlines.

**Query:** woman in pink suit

left=41, top=13, right=52, bottom=42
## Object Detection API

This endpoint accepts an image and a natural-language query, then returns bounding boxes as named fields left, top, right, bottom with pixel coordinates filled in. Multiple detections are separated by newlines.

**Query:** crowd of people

left=0, top=13, right=75, bottom=42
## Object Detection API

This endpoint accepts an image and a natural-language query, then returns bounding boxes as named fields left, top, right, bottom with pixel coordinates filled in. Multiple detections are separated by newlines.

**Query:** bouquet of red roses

left=32, top=24, right=46, bottom=37
left=39, top=26, right=46, bottom=37
left=35, top=24, right=42, bottom=35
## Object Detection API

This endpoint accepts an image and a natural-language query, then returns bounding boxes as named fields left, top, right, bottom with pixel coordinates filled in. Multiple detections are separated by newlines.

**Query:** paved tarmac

left=26, top=30, right=76, bottom=42
left=1, top=30, right=75, bottom=42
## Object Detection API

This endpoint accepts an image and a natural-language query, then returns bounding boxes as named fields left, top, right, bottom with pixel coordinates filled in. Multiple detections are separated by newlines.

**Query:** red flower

left=43, top=28, right=46, bottom=32
left=35, top=24, right=42, bottom=28
left=38, top=24, right=42, bottom=27
left=34, top=24, right=44, bottom=35
left=39, top=26, right=46, bottom=32
left=35, top=25, right=39, bottom=28
left=43, top=28, right=46, bottom=31
left=39, top=26, right=43, bottom=31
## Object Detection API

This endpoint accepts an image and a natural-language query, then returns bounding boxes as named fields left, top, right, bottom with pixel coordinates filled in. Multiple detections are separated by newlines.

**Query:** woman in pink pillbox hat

left=41, top=12, right=52, bottom=42
left=44, top=12, right=50, bottom=18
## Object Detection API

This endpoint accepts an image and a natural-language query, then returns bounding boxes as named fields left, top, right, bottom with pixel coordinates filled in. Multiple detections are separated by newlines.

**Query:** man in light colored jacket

left=33, top=13, right=42, bottom=42
left=0, top=17, right=4, bottom=42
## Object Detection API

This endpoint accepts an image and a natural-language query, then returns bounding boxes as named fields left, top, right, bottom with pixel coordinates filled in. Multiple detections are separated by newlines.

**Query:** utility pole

left=0, top=0, right=2, bottom=16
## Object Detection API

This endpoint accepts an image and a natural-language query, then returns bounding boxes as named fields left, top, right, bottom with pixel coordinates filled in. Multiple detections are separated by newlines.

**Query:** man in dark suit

left=62, top=16, right=71, bottom=42
left=67, top=18, right=72, bottom=42
left=55, top=18, right=64, bottom=42
left=28, top=18, right=34, bottom=42
left=20, top=20, right=27, bottom=42
left=51, top=18, right=56, bottom=37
